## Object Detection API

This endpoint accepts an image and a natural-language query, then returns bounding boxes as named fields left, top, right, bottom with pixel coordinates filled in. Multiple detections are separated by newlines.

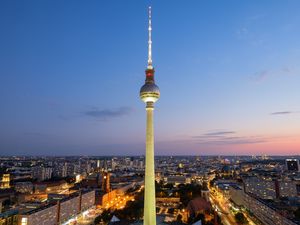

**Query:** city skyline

left=0, top=1, right=300, bottom=156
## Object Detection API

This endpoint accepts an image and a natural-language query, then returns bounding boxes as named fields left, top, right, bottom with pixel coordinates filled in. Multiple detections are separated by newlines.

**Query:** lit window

left=21, top=217, right=28, bottom=225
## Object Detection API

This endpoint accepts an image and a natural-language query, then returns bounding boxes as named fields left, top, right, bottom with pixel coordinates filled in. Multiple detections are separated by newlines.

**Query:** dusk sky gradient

left=0, top=1, right=299, bottom=156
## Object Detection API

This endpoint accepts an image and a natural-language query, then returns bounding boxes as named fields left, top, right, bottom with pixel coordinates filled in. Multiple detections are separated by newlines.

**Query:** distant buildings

left=31, top=167, right=52, bottom=181
left=243, top=176, right=299, bottom=199
left=0, top=155, right=299, bottom=225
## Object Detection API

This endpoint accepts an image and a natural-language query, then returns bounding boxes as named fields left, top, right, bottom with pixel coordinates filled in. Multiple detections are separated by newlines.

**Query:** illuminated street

left=103, top=195, right=135, bottom=210
left=209, top=185, right=258, bottom=225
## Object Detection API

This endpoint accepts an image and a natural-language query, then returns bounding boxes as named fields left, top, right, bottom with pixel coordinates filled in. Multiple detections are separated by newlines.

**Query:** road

left=209, top=186, right=257, bottom=225
left=209, top=193, right=237, bottom=225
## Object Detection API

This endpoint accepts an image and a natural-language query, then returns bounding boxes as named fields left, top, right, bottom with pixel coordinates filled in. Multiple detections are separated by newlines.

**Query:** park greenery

left=295, top=207, right=300, bottom=221
left=234, top=212, right=248, bottom=224
left=94, top=181, right=218, bottom=225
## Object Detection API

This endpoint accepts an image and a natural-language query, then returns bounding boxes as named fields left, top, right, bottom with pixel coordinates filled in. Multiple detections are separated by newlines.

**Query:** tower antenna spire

left=147, top=6, right=153, bottom=69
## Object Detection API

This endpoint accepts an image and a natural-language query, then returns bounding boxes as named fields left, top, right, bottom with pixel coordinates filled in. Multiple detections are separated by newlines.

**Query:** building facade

left=243, top=193, right=297, bottom=225
left=18, top=190, right=95, bottom=225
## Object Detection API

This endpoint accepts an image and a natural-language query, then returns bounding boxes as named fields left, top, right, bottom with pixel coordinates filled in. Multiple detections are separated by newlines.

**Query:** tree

left=295, top=207, right=300, bottom=221
left=176, top=214, right=183, bottom=223
left=235, top=212, right=247, bottom=224
left=94, top=210, right=112, bottom=224
left=177, top=183, right=202, bottom=207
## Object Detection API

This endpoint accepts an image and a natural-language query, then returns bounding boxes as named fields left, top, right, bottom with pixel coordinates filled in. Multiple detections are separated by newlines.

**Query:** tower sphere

left=140, top=82, right=160, bottom=103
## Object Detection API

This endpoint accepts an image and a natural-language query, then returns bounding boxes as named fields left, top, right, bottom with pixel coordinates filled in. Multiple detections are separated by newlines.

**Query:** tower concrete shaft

left=143, top=102, right=156, bottom=225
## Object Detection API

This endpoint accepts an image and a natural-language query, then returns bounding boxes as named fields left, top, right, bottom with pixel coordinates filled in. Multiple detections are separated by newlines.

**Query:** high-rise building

left=286, top=159, right=299, bottom=172
left=32, top=167, right=52, bottom=181
left=244, top=176, right=276, bottom=200
left=62, top=162, right=68, bottom=177
left=111, top=158, right=117, bottom=170
left=140, top=6, right=160, bottom=225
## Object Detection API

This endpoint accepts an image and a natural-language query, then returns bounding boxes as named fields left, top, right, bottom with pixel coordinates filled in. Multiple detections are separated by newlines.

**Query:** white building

left=32, top=167, right=52, bottom=181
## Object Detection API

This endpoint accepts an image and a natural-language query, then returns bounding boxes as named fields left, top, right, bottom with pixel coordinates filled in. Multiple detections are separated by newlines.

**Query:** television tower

left=140, top=6, right=160, bottom=225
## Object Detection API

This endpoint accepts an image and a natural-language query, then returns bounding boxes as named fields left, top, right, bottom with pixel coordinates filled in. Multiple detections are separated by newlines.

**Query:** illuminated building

left=19, top=203, right=58, bottom=225
left=14, top=182, right=33, bottom=194
left=102, top=171, right=111, bottom=193
left=0, top=174, right=10, bottom=189
left=244, top=176, right=299, bottom=199
left=18, top=190, right=95, bottom=225
left=244, top=176, right=276, bottom=199
left=166, top=175, right=187, bottom=185
left=0, top=209, right=18, bottom=225
left=140, top=6, right=160, bottom=225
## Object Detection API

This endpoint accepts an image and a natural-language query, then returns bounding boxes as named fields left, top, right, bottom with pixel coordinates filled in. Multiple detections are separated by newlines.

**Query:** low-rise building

left=228, top=185, right=244, bottom=207
left=0, top=209, right=18, bottom=225
left=166, top=175, right=187, bottom=185
left=14, top=182, right=33, bottom=194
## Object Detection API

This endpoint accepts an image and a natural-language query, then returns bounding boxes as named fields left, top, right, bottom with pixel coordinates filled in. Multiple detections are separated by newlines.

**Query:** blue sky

left=0, top=1, right=299, bottom=155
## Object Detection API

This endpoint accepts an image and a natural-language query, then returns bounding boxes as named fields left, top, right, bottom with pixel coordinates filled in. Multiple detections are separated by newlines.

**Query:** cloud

left=192, top=130, right=267, bottom=145
left=83, top=106, right=132, bottom=120
left=196, top=135, right=266, bottom=145
left=248, top=14, right=266, bottom=21
left=192, top=130, right=236, bottom=139
left=199, top=138, right=265, bottom=145
left=253, top=70, right=270, bottom=82
left=236, top=27, right=249, bottom=38
left=270, top=111, right=298, bottom=116
left=204, top=131, right=236, bottom=136
left=251, top=66, right=299, bottom=83
left=282, top=67, right=291, bottom=73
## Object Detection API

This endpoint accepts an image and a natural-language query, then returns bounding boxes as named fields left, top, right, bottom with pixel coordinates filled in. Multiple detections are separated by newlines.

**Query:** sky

left=0, top=0, right=299, bottom=156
